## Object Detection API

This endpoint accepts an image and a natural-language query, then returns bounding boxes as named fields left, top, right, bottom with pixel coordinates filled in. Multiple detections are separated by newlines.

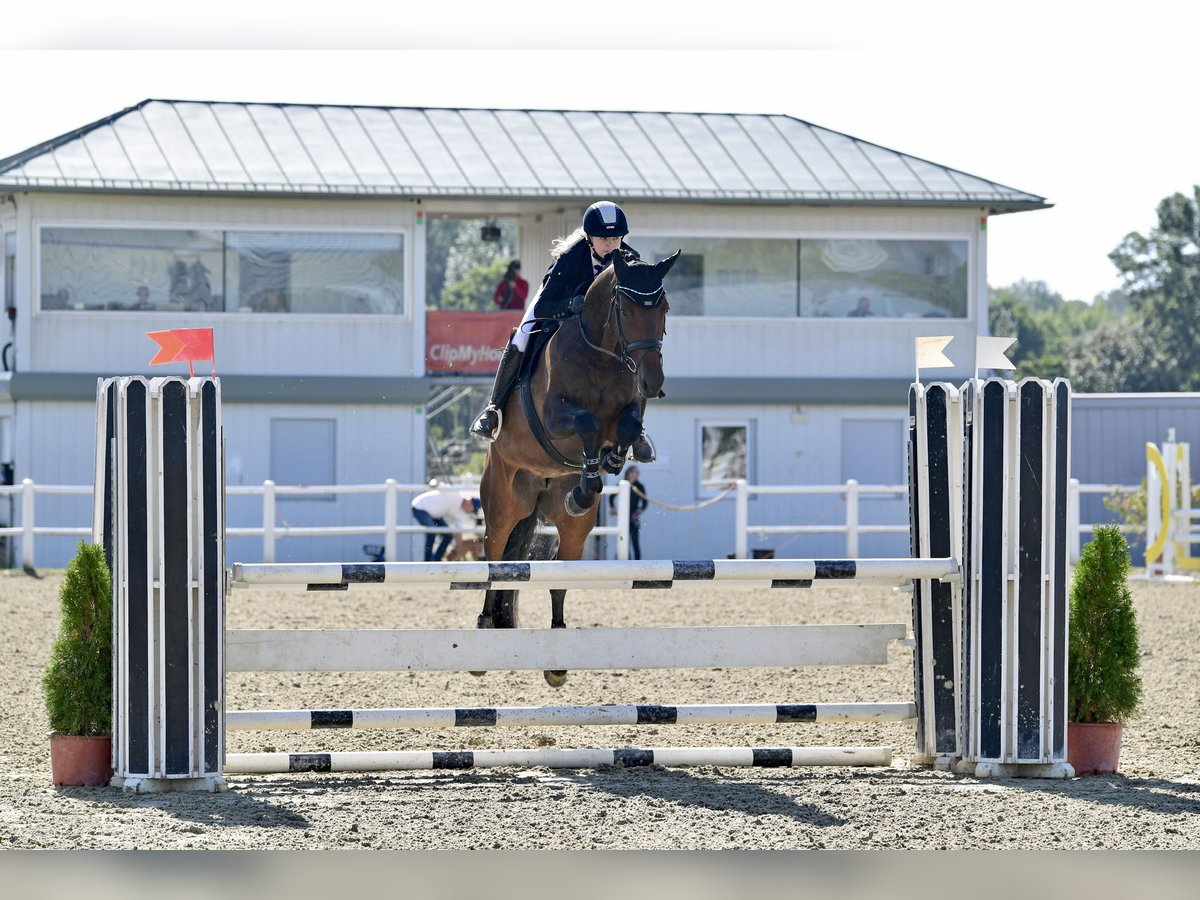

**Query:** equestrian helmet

left=582, top=201, right=629, bottom=238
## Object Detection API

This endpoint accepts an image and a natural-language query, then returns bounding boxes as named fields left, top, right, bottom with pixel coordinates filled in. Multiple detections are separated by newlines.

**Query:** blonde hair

left=550, top=227, right=587, bottom=260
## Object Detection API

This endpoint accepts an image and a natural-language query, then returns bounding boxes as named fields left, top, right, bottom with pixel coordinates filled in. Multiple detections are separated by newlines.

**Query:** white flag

left=915, top=336, right=954, bottom=375
left=976, top=335, right=1016, bottom=373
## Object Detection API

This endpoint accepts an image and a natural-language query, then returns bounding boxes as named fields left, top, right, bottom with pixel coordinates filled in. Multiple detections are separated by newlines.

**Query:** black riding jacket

left=531, top=238, right=639, bottom=319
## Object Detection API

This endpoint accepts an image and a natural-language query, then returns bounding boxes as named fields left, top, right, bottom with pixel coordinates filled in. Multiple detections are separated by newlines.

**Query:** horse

left=476, top=248, right=680, bottom=686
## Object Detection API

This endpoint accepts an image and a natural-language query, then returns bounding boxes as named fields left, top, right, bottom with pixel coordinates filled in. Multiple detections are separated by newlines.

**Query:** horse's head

left=585, top=249, right=679, bottom=399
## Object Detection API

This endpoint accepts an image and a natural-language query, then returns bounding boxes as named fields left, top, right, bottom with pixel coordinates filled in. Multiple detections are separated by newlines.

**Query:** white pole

left=21, top=478, right=34, bottom=571
left=616, top=479, right=631, bottom=560
left=735, top=479, right=748, bottom=559
left=846, top=479, right=860, bottom=558
left=263, top=480, right=276, bottom=564
left=383, top=479, right=397, bottom=562
left=1067, top=478, right=1081, bottom=564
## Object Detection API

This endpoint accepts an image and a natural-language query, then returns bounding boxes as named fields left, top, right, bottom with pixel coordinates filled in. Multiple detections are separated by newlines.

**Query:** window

left=635, top=236, right=969, bottom=319
left=38, top=227, right=405, bottom=315
left=700, top=422, right=752, bottom=491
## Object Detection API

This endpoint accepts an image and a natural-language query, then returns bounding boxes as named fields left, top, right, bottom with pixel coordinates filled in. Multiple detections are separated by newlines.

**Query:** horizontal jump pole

left=224, top=745, right=894, bottom=773
left=226, top=623, right=908, bottom=672
left=230, top=557, right=959, bottom=589
left=226, top=701, right=918, bottom=731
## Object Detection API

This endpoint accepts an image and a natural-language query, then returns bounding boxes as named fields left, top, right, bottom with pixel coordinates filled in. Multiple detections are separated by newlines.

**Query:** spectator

left=847, top=296, right=874, bottom=317
left=492, top=260, right=529, bottom=311
left=610, top=466, right=649, bottom=560
left=411, top=488, right=479, bottom=562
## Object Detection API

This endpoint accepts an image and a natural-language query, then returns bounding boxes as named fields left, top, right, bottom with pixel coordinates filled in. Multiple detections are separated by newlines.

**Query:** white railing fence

left=0, top=476, right=1146, bottom=569
left=0, top=478, right=633, bottom=569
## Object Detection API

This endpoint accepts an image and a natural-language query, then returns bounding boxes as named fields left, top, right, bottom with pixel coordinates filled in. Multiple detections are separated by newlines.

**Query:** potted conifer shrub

left=1068, top=524, right=1143, bottom=775
left=42, top=541, right=114, bottom=787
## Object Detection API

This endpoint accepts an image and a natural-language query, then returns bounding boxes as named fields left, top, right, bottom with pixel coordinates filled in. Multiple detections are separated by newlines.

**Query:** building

left=0, top=99, right=1048, bottom=566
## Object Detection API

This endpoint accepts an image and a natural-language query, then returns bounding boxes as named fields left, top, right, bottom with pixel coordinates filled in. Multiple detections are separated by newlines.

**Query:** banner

left=426, top=310, right=523, bottom=374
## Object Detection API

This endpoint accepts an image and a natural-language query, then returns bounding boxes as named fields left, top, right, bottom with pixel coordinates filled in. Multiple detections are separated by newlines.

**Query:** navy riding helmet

left=582, top=201, right=629, bottom=238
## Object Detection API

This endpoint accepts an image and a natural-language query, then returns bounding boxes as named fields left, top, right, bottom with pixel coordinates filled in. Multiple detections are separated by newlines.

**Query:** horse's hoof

left=602, top=448, right=626, bottom=474
left=564, top=488, right=593, bottom=517
left=544, top=670, right=568, bottom=688
left=476, top=615, right=494, bottom=629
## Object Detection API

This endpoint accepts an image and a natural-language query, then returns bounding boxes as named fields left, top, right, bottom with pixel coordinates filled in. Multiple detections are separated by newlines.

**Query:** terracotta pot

left=1068, top=722, right=1124, bottom=776
left=49, top=733, right=113, bottom=787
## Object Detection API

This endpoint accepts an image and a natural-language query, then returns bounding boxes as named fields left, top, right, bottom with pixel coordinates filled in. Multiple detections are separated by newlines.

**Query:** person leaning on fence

left=411, top=489, right=480, bottom=562
left=468, top=200, right=657, bottom=464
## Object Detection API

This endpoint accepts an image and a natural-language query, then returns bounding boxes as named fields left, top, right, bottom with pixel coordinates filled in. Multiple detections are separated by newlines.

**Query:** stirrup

left=470, top=406, right=502, bottom=442
left=631, top=431, right=656, bottom=463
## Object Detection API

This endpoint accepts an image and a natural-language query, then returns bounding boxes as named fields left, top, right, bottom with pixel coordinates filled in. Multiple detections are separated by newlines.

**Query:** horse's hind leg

left=541, top=508, right=597, bottom=688
left=543, top=588, right=569, bottom=688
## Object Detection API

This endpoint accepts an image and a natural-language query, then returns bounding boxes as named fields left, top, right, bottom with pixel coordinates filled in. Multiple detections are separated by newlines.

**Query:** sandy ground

left=2, top=567, right=1199, bottom=851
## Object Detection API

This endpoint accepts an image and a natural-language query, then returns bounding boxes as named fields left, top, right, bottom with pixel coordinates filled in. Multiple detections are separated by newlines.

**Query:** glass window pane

left=40, top=227, right=224, bottom=312
left=800, top=239, right=968, bottom=319
left=224, top=231, right=405, bottom=315
left=636, top=237, right=798, bottom=317
left=700, top=423, right=750, bottom=485
left=424, top=217, right=518, bottom=311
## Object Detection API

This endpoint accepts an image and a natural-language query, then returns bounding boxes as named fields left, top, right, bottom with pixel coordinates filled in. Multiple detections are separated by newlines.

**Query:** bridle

left=576, top=278, right=666, bottom=379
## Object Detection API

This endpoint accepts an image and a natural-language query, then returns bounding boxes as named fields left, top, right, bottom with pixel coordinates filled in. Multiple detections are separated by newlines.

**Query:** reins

left=575, top=280, right=665, bottom=379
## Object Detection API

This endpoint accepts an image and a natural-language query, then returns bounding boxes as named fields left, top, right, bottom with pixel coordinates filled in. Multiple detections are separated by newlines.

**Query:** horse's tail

left=504, top=509, right=556, bottom=561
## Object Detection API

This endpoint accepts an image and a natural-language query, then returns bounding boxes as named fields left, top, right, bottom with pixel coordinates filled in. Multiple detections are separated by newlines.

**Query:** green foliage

left=439, top=258, right=509, bottom=311
left=987, top=279, right=1117, bottom=380
left=1068, top=526, right=1143, bottom=724
left=1103, top=481, right=1148, bottom=531
left=1109, top=187, right=1200, bottom=390
left=1103, top=479, right=1200, bottom=532
left=42, top=543, right=112, bottom=736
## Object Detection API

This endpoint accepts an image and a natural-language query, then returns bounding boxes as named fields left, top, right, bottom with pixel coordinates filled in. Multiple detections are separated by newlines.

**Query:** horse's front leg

left=546, top=398, right=602, bottom=517
left=602, top=403, right=645, bottom=474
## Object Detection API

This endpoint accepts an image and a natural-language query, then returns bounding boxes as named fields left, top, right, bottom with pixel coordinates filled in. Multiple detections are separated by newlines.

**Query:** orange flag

left=147, top=328, right=215, bottom=377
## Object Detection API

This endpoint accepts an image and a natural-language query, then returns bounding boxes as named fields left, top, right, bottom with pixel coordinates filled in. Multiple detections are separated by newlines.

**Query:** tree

left=987, top=280, right=1114, bottom=380
left=1109, top=187, right=1200, bottom=390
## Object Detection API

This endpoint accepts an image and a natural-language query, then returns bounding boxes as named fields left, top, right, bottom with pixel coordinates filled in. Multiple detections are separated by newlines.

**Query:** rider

left=469, top=200, right=656, bottom=463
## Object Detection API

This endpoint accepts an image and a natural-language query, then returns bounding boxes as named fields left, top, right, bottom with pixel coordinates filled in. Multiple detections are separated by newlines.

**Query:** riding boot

left=631, top=430, right=656, bottom=463
left=470, top=341, right=524, bottom=441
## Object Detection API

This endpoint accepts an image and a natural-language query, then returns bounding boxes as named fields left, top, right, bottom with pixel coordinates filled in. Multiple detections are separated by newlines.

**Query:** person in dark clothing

left=469, top=201, right=655, bottom=463
left=609, top=466, right=649, bottom=560
left=492, top=260, right=529, bottom=310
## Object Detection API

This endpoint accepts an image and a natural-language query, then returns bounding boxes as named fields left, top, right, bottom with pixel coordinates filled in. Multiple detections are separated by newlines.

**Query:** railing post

left=1067, top=478, right=1081, bottom=564
left=384, top=479, right=398, bottom=562
left=21, top=478, right=34, bottom=571
left=262, top=480, right=276, bottom=564
left=735, top=479, right=748, bottom=560
left=846, top=478, right=860, bottom=558
left=616, top=479, right=631, bottom=560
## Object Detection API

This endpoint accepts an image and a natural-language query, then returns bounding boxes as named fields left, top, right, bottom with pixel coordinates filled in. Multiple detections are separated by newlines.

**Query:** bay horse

left=477, top=249, right=680, bottom=686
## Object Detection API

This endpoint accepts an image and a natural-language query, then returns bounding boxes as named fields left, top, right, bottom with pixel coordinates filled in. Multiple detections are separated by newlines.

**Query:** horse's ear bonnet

left=612, top=250, right=681, bottom=308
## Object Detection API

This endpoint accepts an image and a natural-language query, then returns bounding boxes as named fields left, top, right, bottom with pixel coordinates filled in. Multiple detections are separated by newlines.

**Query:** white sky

left=3, top=2, right=1197, bottom=303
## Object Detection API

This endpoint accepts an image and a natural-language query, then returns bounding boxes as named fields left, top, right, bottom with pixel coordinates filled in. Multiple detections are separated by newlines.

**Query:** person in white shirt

left=411, top=489, right=480, bottom=561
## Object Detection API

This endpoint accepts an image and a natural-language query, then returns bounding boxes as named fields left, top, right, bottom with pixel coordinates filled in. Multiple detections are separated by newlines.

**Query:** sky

left=3, top=2, right=1198, bottom=303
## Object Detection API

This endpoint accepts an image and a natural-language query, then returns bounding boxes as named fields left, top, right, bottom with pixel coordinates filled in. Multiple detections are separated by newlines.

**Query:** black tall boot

left=631, top=430, right=656, bottom=463
left=470, top=341, right=524, bottom=441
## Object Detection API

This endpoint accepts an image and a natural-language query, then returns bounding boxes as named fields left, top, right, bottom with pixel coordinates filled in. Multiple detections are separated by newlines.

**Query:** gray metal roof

left=0, top=99, right=1048, bottom=213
